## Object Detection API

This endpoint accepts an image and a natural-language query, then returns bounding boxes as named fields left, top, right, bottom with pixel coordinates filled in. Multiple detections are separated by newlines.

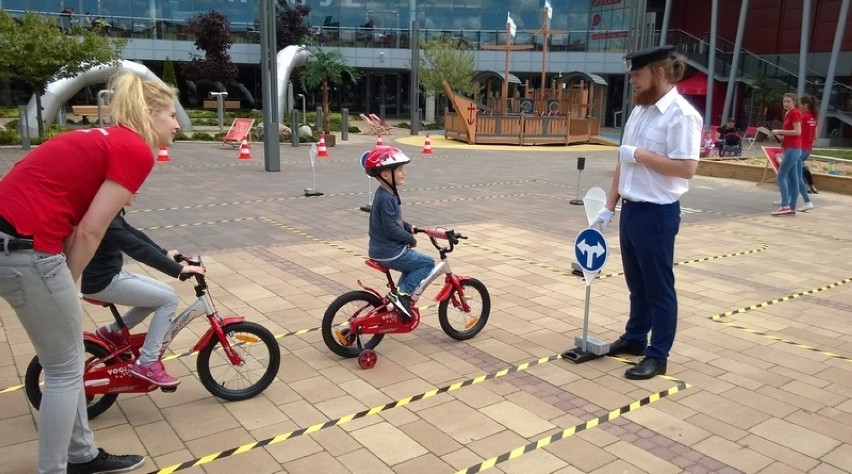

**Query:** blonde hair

left=783, top=92, right=799, bottom=104
left=107, top=71, right=179, bottom=148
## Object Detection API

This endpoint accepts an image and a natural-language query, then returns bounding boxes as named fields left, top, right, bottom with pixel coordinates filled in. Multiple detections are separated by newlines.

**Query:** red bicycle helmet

left=363, top=146, right=411, bottom=177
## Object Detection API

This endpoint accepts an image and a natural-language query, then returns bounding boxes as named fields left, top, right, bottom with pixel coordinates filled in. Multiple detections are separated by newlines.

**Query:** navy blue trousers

left=618, top=199, right=680, bottom=360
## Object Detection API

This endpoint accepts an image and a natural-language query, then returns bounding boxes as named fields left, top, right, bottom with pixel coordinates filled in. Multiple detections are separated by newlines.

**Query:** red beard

left=632, top=76, right=668, bottom=106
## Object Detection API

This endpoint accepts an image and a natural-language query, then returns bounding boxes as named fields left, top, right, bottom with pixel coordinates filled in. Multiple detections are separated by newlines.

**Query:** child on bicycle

left=363, top=146, right=434, bottom=321
left=81, top=192, right=204, bottom=388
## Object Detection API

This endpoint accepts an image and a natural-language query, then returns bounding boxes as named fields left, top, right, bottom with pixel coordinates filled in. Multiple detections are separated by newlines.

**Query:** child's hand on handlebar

left=179, top=265, right=205, bottom=276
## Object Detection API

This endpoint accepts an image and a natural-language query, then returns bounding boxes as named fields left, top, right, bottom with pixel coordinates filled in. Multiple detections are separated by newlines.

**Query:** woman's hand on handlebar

left=179, top=265, right=205, bottom=276
left=166, top=249, right=180, bottom=260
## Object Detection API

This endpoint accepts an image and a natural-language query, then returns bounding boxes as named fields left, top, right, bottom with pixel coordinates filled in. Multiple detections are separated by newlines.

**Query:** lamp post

left=209, top=91, right=228, bottom=133
left=296, top=93, right=306, bottom=126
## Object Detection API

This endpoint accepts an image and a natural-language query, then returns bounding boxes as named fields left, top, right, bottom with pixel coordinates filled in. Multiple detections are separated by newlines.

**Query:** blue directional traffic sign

left=574, top=227, right=607, bottom=273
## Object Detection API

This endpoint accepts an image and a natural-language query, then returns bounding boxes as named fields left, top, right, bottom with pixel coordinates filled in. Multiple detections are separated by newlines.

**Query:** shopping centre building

left=2, top=0, right=850, bottom=140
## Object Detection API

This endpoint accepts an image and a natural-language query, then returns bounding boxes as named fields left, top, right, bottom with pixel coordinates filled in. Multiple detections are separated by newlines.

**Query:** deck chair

left=220, top=118, right=255, bottom=148
left=359, top=113, right=382, bottom=134
left=369, top=113, right=392, bottom=133
left=743, top=126, right=759, bottom=152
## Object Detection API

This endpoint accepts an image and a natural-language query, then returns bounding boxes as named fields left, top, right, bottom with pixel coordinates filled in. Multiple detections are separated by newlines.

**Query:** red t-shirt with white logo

left=0, top=126, right=154, bottom=253
left=800, top=110, right=816, bottom=151
left=782, top=108, right=803, bottom=149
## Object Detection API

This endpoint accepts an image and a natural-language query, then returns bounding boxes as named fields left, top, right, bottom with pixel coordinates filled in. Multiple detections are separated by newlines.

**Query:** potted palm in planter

left=300, top=46, right=359, bottom=146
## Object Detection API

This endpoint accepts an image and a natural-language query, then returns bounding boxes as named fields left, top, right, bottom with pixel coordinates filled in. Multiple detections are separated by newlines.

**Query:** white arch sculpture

left=25, top=60, right=192, bottom=136
left=276, top=45, right=312, bottom=124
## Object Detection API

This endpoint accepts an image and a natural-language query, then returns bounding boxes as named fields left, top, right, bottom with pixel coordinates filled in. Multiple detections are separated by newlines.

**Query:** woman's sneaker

left=129, top=361, right=180, bottom=388
left=771, top=206, right=796, bottom=216
left=67, top=448, right=144, bottom=473
left=798, top=201, right=814, bottom=212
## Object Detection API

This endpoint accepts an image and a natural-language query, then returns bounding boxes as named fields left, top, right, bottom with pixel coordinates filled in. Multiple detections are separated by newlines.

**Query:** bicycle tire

left=24, top=340, right=119, bottom=419
left=321, top=291, right=384, bottom=358
left=438, top=278, right=491, bottom=341
left=196, top=321, right=280, bottom=401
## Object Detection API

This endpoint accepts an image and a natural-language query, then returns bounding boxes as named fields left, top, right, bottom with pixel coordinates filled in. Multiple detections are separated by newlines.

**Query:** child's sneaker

left=797, top=201, right=814, bottom=212
left=771, top=206, right=796, bottom=216
left=96, top=325, right=126, bottom=348
left=388, top=290, right=413, bottom=322
left=129, top=361, right=180, bottom=388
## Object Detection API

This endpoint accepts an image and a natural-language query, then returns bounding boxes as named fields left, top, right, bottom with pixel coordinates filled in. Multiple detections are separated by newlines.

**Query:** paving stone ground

left=1, top=132, right=850, bottom=474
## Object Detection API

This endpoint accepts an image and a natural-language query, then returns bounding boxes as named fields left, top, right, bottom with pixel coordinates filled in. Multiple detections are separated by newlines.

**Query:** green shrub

left=174, top=131, right=190, bottom=141
left=0, top=108, right=21, bottom=118
left=191, top=132, right=215, bottom=141
left=0, top=129, right=20, bottom=145
left=348, top=125, right=361, bottom=133
left=5, top=119, right=18, bottom=131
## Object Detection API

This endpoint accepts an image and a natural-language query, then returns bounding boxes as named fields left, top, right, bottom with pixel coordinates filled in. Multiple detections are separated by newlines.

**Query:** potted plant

left=300, top=45, right=359, bottom=145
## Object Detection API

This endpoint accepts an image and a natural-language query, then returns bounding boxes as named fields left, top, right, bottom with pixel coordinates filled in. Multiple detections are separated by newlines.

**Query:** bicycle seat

left=81, top=296, right=112, bottom=307
left=365, top=259, right=390, bottom=273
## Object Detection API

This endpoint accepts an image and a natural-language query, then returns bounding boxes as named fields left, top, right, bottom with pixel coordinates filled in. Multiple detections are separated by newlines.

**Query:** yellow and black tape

left=139, top=216, right=260, bottom=231
left=457, top=380, right=691, bottom=474
left=711, top=276, right=852, bottom=363
left=150, top=354, right=562, bottom=473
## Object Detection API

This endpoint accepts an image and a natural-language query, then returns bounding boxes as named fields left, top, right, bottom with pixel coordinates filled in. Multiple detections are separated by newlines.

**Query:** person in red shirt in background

left=0, top=71, right=180, bottom=474
left=797, top=95, right=819, bottom=208
left=770, top=93, right=802, bottom=216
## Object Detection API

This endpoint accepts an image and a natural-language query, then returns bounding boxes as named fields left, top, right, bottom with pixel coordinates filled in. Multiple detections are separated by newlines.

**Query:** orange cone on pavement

left=157, top=146, right=170, bottom=162
left=238, top=139, right=251, bottom=160
left=422, top=133, right=433, bottom=154
left=376, top=133, right=383, bottom=147
left=317, top=133, right=329, bottom=157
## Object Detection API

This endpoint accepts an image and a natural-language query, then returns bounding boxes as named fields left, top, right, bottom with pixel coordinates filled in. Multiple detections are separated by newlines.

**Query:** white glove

left=590, top=208, right=615, bottom=230
left=619, top=145, right=638, bottom=163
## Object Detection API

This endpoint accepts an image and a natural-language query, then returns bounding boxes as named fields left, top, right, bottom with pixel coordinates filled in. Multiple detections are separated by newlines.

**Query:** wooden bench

left=202, top=100, right=241, bottom=110
left=71, top=105, right=111, bottom=121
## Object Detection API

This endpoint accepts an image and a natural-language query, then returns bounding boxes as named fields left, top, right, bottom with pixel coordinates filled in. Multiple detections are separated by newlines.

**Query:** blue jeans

left=797, top=151, right=812, bottom=204
left=383, top=247, right=435, bottom=294
left=0, top=243, right=99, bottom=473
left=618, top=200, right=681, bottom=360
left=777, top=147, right=802, bottom=208
left=85, top=270, right=179, bottom=366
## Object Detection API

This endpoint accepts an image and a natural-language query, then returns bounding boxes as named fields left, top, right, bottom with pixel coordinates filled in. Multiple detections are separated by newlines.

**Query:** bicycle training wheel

left=438, top=278, right=491, bottom=341
left=196, top=321, right=281, bottom=401
left=321, top=291, right=384, bottom=358
left=24, top=340, right=119, bottom=420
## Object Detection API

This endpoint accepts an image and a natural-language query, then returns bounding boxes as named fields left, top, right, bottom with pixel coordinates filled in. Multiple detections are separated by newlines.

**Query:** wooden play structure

left=442, top=6, right=610, bottom=146
left=443, top=72, right=609, bottom=146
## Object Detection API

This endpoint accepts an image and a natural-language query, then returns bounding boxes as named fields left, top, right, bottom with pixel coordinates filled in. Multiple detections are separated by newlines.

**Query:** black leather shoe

left=607, top=337, right=645, bottom=356
left=625, top=357, right=667, bottom=380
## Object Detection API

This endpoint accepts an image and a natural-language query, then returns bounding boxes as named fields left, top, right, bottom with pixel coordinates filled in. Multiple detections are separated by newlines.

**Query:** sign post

left=563, top=226, right=611, bottom=363
left=304, top=143, right=323, bottom=196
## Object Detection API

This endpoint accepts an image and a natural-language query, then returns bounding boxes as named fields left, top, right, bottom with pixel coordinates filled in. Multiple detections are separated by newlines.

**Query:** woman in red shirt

left=796, top=95, right=818, bottom=209
left=770, top=93, right=802, bottom=216
left=0, top=71, right=179, bottom=474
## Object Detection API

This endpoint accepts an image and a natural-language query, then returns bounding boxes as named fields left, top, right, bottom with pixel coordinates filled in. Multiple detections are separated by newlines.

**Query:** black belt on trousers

left=0, top=216, right=34, bottom=250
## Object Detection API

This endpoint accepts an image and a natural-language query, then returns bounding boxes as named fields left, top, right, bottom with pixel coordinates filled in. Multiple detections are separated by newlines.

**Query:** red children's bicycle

left=321, top=228, right=490, bottom=369
left=24, top=255, right=281, bottom=419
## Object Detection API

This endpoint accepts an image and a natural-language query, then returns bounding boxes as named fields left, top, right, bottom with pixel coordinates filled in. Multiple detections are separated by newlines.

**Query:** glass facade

left=2, top=0, right=637, bottom=52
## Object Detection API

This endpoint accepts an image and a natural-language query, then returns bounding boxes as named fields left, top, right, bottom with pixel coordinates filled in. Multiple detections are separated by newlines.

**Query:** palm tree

left=299, top=46, right=359, bottom=134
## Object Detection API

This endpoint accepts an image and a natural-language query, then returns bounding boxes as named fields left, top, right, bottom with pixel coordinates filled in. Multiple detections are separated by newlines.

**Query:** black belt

left=3, top=239, right=34, bottom=251
left=0, top=216, right=34, bottom=251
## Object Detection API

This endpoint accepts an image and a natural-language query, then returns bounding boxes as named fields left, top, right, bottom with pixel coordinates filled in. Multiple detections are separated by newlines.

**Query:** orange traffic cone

left=317, top=133, right=329, bottom=158
left=238, top=139, right=251, bottom=160
left=156, top=146, right=170, bottom=162
left=376, top=133, right=383, bottom=147
left=422, top=133, right=433, bottom=154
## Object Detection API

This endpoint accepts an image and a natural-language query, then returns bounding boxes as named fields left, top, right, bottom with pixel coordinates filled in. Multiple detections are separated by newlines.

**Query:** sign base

left=569, top=199, right=584, bottom=206
left=359, top=204, right=372, bottom=213
left=304, top=188, right=324, bottom=197
left=562, top=348, right=602, bottom=364
left=573, top=335, right=611, bottom=355
left=570, top=262, right=583, bottom=277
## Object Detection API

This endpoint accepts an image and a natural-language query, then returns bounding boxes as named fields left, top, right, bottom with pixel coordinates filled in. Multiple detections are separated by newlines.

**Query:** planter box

left=697, top=159, right=852, bottom=195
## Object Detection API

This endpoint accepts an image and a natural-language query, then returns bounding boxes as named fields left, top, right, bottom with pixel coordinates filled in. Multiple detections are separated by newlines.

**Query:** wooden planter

left=697, top=159, right=852, bottom=195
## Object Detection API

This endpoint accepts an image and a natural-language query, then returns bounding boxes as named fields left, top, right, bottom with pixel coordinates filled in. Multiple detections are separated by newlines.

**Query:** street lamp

left=296, top=93, right=306, bottom=126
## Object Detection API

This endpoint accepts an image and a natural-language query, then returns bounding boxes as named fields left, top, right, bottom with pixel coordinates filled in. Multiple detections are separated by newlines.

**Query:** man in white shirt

left=591, top=45, right=703, bottom=380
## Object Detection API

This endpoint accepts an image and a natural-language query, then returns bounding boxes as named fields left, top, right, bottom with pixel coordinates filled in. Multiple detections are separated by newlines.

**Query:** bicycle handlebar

left=414, top=228, right=467, bottom=253
left=174, top=254, right=204, bottom=282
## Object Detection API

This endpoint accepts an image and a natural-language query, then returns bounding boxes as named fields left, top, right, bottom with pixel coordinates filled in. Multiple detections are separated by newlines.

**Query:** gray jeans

left=85, top=270, right=179, bottom=366
left=0, top=243, right=99, bottom=473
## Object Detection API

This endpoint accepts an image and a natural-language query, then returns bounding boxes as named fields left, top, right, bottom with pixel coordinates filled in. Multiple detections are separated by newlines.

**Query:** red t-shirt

left=800, top=110, right=817, bottom=151
left=0, top=126, right=154, bottom=253
left=782, top=108, right=803, bottom=149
